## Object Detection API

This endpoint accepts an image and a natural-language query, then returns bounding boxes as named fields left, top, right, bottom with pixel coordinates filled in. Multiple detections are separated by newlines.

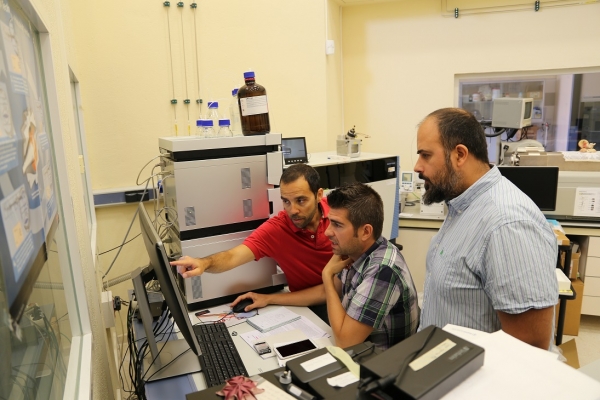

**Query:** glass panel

left=0, top=1, right=78, bottom=398
left=459, top=78, right=548, bottom=163
left=70, top=80, right=93, bottom=236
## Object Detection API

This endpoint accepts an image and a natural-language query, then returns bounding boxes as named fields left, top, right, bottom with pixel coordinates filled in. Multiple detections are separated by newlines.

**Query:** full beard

left=421, top=161, right=463, bottom=205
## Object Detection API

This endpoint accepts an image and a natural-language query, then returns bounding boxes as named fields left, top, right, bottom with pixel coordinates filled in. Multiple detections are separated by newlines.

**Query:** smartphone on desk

left=274, top=339, right=318, bottom=360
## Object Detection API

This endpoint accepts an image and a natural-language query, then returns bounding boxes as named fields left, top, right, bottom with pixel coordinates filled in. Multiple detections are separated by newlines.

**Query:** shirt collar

left=447, top=165, right=500, bottom=213
left=350, top=236, right=386, bottom=273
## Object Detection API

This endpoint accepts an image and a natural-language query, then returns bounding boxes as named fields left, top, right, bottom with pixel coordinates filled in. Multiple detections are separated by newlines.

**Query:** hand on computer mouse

left=231, top=292, right=270, bottom=313
left=232, top=298, right=254, bottom=313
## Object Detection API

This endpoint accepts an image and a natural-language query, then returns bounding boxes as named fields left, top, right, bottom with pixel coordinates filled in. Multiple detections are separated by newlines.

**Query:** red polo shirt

left=243, top=198, right=332, bottom=292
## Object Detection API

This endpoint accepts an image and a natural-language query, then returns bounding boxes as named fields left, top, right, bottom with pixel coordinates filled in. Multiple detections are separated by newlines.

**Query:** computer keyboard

left=193, top=322, right=249, bottom=387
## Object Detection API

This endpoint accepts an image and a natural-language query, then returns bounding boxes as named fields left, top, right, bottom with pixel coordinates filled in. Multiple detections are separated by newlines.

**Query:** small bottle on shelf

left=203, top=119, right=216, bottom=138
left=195, top=119, right=205, bottom=138
left=217, top=119, right=233, bottom=137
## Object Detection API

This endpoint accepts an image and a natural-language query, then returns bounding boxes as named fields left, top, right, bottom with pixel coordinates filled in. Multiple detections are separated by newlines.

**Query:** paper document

left=247, top=307, right=301, bottom=332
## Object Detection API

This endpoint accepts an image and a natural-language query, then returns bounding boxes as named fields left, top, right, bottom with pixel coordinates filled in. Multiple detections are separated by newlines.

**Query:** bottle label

left=240, top=95, right=268, bottom=116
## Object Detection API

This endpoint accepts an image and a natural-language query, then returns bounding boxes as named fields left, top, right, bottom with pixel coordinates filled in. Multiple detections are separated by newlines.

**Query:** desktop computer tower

left=159, top=135, right=286, bottom=309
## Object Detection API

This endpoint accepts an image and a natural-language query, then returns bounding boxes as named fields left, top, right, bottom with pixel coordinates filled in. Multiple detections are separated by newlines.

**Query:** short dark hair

left=327, top=182, right=383, bottom=240
left=425, top=108, right=489, bottom=164
left=280, top=164, right=320, bottom=195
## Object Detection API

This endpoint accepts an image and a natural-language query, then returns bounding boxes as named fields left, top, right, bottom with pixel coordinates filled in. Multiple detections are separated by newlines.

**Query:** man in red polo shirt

left=171, top=164, right=332, bottom=316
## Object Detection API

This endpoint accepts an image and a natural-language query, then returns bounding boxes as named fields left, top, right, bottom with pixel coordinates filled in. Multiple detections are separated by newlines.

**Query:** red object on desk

left=216, top=376, right=263, bottom=400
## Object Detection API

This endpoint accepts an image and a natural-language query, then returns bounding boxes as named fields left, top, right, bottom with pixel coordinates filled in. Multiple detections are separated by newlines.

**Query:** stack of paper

left=247, top=307, right=301, bottom=333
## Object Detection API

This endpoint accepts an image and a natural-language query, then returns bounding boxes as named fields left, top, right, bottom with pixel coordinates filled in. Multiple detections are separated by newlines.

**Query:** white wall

left=341, top=0, right=600, bottom=171
left=71, top=0, right=337, bottom=190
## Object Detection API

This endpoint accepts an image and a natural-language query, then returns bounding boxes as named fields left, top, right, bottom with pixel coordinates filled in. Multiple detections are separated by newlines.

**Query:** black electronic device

left=193, top=322, right=249, bottom=387
left=274, top=339, right=318, bottom=359
left=132, top=203, right=202, bottom=381
left=357, top=326, right=484, bottom=400
left=232, top=298, right=254, bottom=313
left=286, top=342, right=380, bottom=393
left=498, top=166, right=559, bottom=211
left=281, top=137, right=308, bottom=165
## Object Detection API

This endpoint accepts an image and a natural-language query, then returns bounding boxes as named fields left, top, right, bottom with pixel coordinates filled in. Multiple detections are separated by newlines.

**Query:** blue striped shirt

left=420, top=166, right=558, bottom=333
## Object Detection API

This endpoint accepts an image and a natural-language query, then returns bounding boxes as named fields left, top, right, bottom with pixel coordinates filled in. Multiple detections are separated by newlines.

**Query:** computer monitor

left=132, top=203, right=201, bottom=381
left=281, top=137, right=308, bottom=165
left=497, top=166, right=559, bottom=211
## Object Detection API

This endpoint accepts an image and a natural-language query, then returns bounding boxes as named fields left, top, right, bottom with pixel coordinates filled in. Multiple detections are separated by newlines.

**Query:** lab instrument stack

left=159, top=134, right=285, bottom=309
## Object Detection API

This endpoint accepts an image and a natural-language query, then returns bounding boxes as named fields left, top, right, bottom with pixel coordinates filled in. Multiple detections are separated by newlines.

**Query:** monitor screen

left=497, top=166, right=559, bottom=211
left=138, top=203, right=201, bottom=356
left=281, top=137, right=308, bottom=165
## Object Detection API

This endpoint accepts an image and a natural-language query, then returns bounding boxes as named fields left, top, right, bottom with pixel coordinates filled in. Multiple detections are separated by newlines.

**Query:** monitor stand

left=132, top=269, right=200, bottom=382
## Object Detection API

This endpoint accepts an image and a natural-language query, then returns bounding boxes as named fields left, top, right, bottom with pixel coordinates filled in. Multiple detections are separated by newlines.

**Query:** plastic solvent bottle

left=195, top=119, right=205, bottom=138
left=238, top=70, right=270, bottom=135
left=229, top=88, right=242, bottom=136
left=207, top=101, right=220, bottom=130
left=217, top=119, right=233, bottom=137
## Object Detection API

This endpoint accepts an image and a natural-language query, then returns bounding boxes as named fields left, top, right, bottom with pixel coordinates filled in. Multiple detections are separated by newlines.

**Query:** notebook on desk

left=246, top=307, right=301, bottom=333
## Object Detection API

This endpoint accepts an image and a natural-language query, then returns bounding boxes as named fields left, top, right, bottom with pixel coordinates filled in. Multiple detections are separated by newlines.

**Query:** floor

left=563, top=315, right=600, bottom=368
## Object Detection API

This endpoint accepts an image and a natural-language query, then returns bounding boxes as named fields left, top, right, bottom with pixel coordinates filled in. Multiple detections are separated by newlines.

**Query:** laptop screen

left=281, top=137, right=308, bottom=165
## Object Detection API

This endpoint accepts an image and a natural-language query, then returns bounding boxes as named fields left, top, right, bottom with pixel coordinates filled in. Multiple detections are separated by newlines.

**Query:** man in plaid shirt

left=322, top=182, right=419, bottom=350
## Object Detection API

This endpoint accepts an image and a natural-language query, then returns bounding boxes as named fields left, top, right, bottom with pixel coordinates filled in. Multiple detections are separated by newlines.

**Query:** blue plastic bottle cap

left=196, top=119, right=202, bottom=126
left=205, top=120, right=213, bottom=126
left=243, top=71, right=255, bottom=79
left=219, top=119, right=231, bottom=126
left=208, top=101, right=218, bottom=108
left=232, top=88, right=239, bottom=96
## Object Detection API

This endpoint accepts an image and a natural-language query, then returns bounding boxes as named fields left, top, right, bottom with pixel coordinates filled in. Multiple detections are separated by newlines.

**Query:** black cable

left=352, top=343, right=375, bottom=360
left=98, top=234, right=141, bottom=255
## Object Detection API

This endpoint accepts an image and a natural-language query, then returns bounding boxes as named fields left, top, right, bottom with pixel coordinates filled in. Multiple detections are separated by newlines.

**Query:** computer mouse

left=232, top=298, right=254, bottom=313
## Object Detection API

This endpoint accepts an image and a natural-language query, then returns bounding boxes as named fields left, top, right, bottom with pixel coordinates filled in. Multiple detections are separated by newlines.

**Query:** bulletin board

left=0, top=1, right=57, bottom=323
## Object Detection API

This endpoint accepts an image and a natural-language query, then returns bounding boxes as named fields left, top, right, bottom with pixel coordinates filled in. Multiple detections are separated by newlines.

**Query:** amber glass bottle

left=238, top=71, right=270, bottom=135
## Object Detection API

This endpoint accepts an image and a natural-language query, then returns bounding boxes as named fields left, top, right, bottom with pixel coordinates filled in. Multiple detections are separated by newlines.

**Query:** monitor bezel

left=281, top=137, right=309, bottom=165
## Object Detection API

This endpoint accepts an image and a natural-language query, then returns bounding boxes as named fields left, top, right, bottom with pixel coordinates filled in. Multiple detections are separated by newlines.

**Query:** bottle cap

left=205, top=120, right=213, bottom=126
left=232, top=88, right=239, bottom=96
left=196, top=119, right=202, bottom=126
left=208, top=101, right=219, bottom=108
left=219, top=119, right=231, bottom=126
left=243, top=71, right=255, bottom=79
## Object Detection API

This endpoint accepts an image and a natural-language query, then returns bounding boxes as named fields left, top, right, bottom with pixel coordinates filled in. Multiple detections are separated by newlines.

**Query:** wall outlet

left=326, top=39, right=335, bottom=55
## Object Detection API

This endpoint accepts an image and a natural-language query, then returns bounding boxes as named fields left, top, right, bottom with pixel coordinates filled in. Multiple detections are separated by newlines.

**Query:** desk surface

left=145, top=304, right=333, bottom=399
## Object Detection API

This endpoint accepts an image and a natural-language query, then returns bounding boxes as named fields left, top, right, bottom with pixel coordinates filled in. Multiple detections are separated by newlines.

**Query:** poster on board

left=0, top=1, right=58, bottom=323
